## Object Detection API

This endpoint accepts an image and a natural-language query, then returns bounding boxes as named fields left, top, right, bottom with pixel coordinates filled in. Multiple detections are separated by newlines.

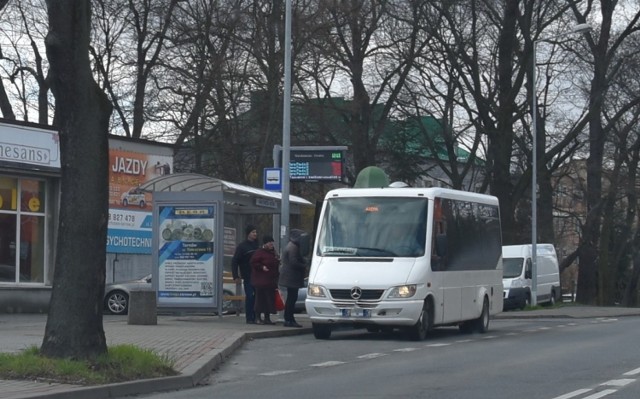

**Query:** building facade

left=0, top=119, right=174, bottom=312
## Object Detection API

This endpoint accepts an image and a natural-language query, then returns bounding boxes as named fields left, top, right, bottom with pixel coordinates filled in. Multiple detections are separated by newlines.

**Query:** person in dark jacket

left=279, top=229, right=308, bottom=327
left=232, top=224, right=259, bottom=324
left=250, top=235, right=280, bottom=325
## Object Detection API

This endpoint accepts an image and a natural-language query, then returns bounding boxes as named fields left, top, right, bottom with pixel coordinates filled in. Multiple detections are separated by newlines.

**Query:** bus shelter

left=138, top=173, right=312, bottom=314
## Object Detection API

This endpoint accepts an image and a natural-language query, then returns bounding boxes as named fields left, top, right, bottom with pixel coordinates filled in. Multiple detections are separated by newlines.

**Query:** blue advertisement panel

left=157, top=205, right=216, bottom=304
left=106, top=210, right=153, bottom=253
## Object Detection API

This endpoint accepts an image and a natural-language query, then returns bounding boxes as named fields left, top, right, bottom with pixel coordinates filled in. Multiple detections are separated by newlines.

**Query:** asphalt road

left=132, top=316, right=640, bottom=399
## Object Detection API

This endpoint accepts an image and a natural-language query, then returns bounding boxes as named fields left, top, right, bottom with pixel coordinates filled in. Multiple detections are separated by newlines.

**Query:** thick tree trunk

left=576, top=1, right=614, bottom=305
left=491, top=0, right=519, bottom=241
left=41, top=0, right=112, bottom=360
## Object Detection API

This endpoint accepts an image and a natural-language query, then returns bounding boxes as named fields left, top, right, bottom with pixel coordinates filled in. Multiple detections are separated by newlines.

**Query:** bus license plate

left=342, top=309, right=370, bottom=318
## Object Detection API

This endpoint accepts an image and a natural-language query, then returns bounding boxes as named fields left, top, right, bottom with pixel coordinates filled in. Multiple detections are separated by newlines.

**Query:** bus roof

left=324, top=187, right=499, bottom=205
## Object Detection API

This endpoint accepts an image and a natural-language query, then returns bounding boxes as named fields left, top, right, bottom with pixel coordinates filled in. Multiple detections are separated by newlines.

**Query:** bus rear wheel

left=460, top=297, right=489, bottom=334
left=476, top=297, right=490, bottom=333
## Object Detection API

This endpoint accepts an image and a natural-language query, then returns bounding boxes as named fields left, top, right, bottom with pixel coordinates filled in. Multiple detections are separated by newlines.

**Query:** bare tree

left=91, top=0, right=180, bottom=138
left=0, top=0, right=50, bottom=122
left=0, top=0, right=11, bottom=118
left=299, top=1, right=431, bottom=181
left=569, top=0, right=640, bottom=305
left=41, top=0, right=112, bottom=360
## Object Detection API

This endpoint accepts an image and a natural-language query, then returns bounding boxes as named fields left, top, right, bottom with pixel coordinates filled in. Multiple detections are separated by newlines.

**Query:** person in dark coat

left=250, top=235, right=280, bottom=325
left=232, top=224, right=259, bottom=324
left=279, top=229, right=308, bottom=327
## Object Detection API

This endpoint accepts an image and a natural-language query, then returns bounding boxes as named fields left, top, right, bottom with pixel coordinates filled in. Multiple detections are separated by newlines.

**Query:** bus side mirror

left=298, top=233, right=311, bottom=257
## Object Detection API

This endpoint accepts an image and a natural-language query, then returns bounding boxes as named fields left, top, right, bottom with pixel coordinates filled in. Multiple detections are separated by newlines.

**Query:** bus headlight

left=388, top=284, right=417, bottom=298
left=307, top=283, right=327, bottom=298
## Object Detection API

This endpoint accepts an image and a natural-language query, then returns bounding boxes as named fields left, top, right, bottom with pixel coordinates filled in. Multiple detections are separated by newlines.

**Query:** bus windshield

left=317, top=197, right=427, bottom=257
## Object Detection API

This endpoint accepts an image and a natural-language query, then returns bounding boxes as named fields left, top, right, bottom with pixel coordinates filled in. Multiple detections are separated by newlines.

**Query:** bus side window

left=432, top=198, right=447, bottom=270
left=435, top=233, right=447, bottom=257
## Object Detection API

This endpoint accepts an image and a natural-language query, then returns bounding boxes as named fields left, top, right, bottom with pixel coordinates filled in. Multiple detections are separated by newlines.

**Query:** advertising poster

left=107, top=149, right=173, bottom=254
left=223, top=227, right=236, bottom=257
left=157, top=205, right=216, bottom=304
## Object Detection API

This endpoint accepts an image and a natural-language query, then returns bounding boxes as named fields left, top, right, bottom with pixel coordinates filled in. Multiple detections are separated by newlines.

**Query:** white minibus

left=502, top=244, right=560, bottom=309
left=305, top=187, right=504, bottom=340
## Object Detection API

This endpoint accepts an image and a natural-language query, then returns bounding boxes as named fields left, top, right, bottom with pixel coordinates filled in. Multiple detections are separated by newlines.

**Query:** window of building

left=0, top=177, right=46, bottom=283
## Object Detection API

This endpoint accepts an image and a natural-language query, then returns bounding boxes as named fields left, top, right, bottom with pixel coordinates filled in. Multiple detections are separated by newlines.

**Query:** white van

left=502, top=244, right=560, bottom=309
left=306, top=187, right=504, bottom=340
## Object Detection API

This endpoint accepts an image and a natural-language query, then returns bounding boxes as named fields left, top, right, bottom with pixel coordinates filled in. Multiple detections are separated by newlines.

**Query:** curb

left=14, top=327, right=312, bottom=399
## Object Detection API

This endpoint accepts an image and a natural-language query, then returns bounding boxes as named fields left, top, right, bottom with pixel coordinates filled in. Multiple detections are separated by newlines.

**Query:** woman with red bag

left=250, top=235, right=280, bottom=325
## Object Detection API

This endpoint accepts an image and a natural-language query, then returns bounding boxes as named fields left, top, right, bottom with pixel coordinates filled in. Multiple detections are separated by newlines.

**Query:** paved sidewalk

left=0, top=313, right=312, bottom=399
left=2, top=305, right=640, bottom=399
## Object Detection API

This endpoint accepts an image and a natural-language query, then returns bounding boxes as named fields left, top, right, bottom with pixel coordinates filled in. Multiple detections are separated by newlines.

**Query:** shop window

left=21, top=179, right=46, bottom=213
left=0, top=177, right=17, bottom=211
left=19, top=216, right=45, bottom=283
left=0, top=178, right=47, bottom=284
left=0, top=214, right=17, bottom=282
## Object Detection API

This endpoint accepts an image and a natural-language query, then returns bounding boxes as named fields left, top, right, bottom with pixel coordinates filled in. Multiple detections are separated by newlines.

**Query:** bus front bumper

left=305, top=298, right=424, bottom=326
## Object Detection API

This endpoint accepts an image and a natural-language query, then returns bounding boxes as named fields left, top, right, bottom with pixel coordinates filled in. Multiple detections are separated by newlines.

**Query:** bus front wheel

left=312, top=323, right=332, bottom=339
left=408, top=300, right=432, bottom=341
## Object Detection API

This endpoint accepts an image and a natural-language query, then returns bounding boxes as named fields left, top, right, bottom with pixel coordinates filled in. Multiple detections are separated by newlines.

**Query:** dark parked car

left=104, top=274, right=241, bottom=315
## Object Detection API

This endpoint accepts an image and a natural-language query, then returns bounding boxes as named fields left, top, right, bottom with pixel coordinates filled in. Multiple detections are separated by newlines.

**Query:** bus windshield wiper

left=322, top=247, right=357, bottom=256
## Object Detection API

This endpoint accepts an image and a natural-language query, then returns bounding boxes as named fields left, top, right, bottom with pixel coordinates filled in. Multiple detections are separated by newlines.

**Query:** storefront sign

left=0, top=122, right=60, bottom=169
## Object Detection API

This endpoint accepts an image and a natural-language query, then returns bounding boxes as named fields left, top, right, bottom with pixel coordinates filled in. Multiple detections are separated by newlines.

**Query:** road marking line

left=551, top=388, right=592, bottom=399
left=426, top=343, right=450, bottom=347
left=455, top=339, right=473, bottom=343
left=310, top=361, right=346, bottom=367
left=259, top=370, right=296, bottom=376
left=623, top=367, right=640, bottom=376
left=357, top=353, right=386, bottom=359
left=601, top=379, right=634, bottom=387
left=581, top=389, right=617, bottom=399
left=482, top=335, right=497, bottom=339
left=394, top=347, right=420, bottom=352
left=506, top=332, right=518, bottom=335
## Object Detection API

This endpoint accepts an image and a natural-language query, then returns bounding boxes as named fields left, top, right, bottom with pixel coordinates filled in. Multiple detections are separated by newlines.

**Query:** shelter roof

left=138, top=173, right=312, bottom=209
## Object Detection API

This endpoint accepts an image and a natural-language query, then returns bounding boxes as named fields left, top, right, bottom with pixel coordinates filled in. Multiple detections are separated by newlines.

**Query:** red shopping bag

left=274, top=289, right=285, bottom=311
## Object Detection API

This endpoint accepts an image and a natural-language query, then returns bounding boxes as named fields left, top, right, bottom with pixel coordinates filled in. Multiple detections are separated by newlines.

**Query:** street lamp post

left=280, top=0, right=292, bottom=252
left=530, top=23, right=591, bottom=306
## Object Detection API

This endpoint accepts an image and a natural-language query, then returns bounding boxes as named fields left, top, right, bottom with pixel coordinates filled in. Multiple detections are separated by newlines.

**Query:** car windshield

left=503, top=257, right=524, bottom=278
left=317, top=196, right=427, bottom=258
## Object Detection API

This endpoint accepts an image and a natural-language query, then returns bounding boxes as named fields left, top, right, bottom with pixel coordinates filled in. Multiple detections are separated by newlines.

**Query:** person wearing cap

left=250, top=235, right=280, bottom=325
left=232, top=224, right=259, bottom=324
